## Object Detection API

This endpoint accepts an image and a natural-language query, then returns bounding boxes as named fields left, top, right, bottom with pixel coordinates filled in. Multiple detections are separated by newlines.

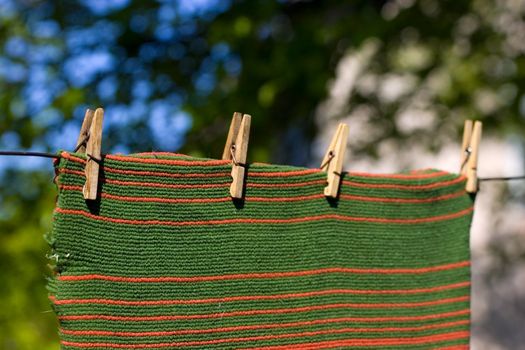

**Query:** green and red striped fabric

left=49, top=151, right=474, bottom=349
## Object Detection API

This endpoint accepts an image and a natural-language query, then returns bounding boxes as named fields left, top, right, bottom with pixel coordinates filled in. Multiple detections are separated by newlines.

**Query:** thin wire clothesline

left=0, top=150, right=524, bottom=182
left=0, top=151, right=60, bottom=159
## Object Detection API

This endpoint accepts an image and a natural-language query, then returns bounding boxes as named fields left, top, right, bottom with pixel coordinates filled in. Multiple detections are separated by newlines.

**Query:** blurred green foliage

left=0, top=172, right=58, bottom=349
left=0, top=0, right=524, bottom=349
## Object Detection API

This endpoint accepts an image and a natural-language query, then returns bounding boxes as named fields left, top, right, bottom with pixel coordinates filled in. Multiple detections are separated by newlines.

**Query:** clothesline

left=0, top=150, right=524, bottom=182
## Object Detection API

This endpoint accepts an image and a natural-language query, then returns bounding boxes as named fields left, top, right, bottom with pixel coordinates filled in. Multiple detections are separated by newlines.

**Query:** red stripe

left=348, top=170, right=450, bottom=179
left=60, top=185, right=231, bottom=204
left=237, top=331, right=469, bottom=350
left=60, top=168, right=86, bottom=177
left=61, top=153, right=87, bottom=164
left=58, top=261, right=470, bottom=283
left=59, top=309, right=469, bottom=324
left=133, top=152, right=192, bottom=157
left=59, top=165, right=465, bottom=192
left=59, top=183, right=466, bottom=204
left=340, top=191, right=465, bottom=203
left=102, top=191, right=321, bottom=203
left=58, top=296, right=469, bottom=322
left=54, top=206, right=473, bottom=229
left=61, top=331, right=469, bottom=348
left=60, top=185, right=322, bottom=203
left=343, top=176, right=465, bottom=190
left=63, top=152, right=318, bottom=177
left=248, top=169, right=320, bottom=177
left=62, top=168, right=465, bottom=192
left=244, top=178, right=464, bottom=191
left=60, top=167, right=228, bottom=179
left=106, top=154, right=230, bottom=166
left=62, top=152, right=450, bottom=179
left=60, top=319, right=469, bottom=338
left=59, top=309, right=470, bottom=324
left=62, top=167, right=463, bottom=191
left=61, top=152, right=462, bottom=182
left=51, top=282, right=470, bottom=305
left=62, top=152, right=230, bottom=167
left=62, top=184, right=233, bottom=196
left=102, top=192, right=229, bottom=204
left=106, top=166, right=228, bottom=178
left=249, top=179, right=326, bottom=188
left=60, top=185, right=467, bottom=204
left=105, top=178, right=231, bottom=189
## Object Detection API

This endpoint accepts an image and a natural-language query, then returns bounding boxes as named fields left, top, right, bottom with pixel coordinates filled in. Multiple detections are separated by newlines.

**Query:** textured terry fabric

left=49, top=151, right=474, bottom=350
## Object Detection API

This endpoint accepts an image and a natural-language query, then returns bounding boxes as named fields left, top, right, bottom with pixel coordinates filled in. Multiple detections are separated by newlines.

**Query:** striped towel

left=49, top=151, right=474, bottom=349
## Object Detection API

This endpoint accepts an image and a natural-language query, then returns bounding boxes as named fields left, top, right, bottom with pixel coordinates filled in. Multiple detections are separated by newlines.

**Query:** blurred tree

left=0, top=0, right=524, bottom=349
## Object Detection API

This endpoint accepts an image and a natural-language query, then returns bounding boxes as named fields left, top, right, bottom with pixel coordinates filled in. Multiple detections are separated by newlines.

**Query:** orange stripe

left=60, top=320, right=469, bottom=338
left=106, top=166, right=229, bottom=178
left=62, top=152, right=230, bottom=167
left=51, top=282, right=470, bottom=305
left=237, top=331, right=469, bottom=350
left=239, top=162, right=453, bottom=179
left=59, top=309, right=469, bottom=324
left=59, top=185, right=83, bottom=191
left=60, top=168, right=86, bottom=177
left=249, top=178, right=464, bottom=191
left=59, top=167, right=228, bottom=180
left=106, top=154, right=230, bottom=166
left=54, top=206, right=473, bottom=230
left=101, top=191, right=320, bottom=203
left=102, top=192, right=230, bottom=203
left=343, top=176, right=465, bottom=190
left=60, top=330, right=469, bottom=348
left=63, top=185, right=227, bottom=205
left=132, top=152, right=192, bottom=157
left=61, top=152, right=462, bottom=182
left=248, top=169, right=320, bottom=177
left=61, top=167, right=463, bottom=191
left=58, top=261, right=470, bottom=283
left=348, top=170, right=450, bottom=179
left=60, top=152, right=87, bottom=164
left=61, top=184, right=461, bottom=203
left=59, top=184, right=466, bottom=204
left=104, top=178, right=230, bottom=189
left=58, top=161, right=312, bottom=181
left=58, top=296, right=469, bottom=322
left=62, top=152, right=451, bottom=179
left=339, top=191, right=465, bottom=203
left=249, top=179, right=326, bottom=188
left=63, top=152, right=318, bottom=177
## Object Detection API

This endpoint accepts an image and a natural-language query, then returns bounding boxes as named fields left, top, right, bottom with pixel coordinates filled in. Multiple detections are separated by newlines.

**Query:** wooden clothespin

left=460, top=120, right=482, bottom=193
left=82, top=108, right=104, bottom=200
left=222, top=112, right=251, bottom=199
left=75, top=109, right=94, bottom=153
left=320, top=123, right=349, bottom=198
